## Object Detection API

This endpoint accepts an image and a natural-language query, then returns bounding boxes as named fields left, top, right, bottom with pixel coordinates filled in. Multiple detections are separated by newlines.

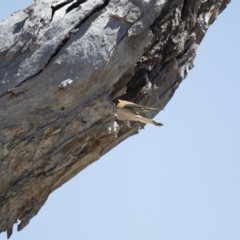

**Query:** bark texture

left=0, top=0, right=230, bottom=237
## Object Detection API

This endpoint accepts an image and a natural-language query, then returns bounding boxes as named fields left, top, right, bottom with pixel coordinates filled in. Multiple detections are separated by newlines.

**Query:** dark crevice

left=121, top=70, right=148, bottom=101
left=44, top=34, right=73, bottom=67
left=66, top=0, right=87, bottom=13
left=51, top=0, right=74, bottom=20
left=181, top=0, right=188, bottom=21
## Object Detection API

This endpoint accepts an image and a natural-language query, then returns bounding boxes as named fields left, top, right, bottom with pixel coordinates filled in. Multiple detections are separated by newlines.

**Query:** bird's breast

left=116, top=108, right=135, bottom=121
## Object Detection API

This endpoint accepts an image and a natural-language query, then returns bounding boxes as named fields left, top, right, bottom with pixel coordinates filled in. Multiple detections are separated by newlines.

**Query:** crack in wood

left=51, top=0, right=74, bottom=20
left=66, top=0, right=87, bottom=13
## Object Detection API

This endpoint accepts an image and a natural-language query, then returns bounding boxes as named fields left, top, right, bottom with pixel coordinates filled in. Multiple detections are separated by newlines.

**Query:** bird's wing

left=116, top=99, right=159, bottom=114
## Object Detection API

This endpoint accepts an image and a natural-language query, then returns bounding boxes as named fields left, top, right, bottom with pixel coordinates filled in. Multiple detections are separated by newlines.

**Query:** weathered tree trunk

left=0, top=0, right=230, bottom=238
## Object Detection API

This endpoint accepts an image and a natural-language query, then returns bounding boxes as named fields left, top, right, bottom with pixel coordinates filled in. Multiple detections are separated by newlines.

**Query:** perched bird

left=114, top=99, right=163, bottom=127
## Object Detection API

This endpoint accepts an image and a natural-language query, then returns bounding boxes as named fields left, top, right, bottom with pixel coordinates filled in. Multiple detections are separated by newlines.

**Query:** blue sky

left=0, top=1, right=240, bottom=240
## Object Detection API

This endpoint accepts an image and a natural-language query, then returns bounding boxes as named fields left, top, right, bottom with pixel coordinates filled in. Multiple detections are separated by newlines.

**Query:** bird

left=114, top=99, right=163, bottom=127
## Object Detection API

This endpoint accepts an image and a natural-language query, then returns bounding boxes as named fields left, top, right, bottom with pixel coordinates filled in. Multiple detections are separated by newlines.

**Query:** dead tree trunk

left=0, top=0, right=230, bottom=238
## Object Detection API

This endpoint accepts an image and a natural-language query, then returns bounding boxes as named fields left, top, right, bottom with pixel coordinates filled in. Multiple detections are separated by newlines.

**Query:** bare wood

left=0, top=0, right=230, bottom=237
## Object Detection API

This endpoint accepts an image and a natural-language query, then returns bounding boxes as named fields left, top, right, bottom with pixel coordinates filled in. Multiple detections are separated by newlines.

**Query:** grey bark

left=0, top=0, right=230, bottom=238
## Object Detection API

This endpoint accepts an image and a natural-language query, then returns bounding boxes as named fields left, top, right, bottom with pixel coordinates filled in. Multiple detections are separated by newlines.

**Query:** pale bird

left=115, top=99, right=163, bottom=127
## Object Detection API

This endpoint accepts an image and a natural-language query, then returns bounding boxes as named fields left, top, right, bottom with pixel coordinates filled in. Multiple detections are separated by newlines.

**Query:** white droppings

left=58, top=79, right=73, bottom=89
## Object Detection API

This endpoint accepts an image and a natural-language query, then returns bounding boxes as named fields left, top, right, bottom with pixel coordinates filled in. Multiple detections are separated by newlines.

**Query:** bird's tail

left=135, top=115, right=163, bottom=127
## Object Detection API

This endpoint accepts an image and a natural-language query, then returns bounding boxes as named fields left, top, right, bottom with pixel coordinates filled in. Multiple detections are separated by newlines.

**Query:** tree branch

left=0, top=0, right=230, bottom=237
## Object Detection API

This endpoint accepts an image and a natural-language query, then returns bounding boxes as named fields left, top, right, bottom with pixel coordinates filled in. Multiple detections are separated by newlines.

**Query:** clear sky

left=0, top=1, right=240, bottom=240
